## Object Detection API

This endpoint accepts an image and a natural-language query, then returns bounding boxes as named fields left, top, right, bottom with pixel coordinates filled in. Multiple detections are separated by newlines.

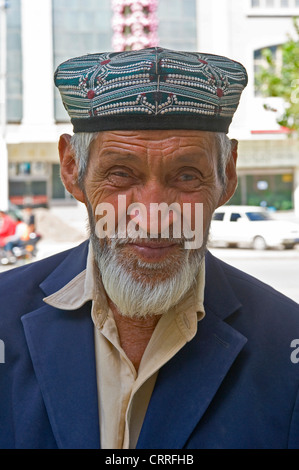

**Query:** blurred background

left=0, top=0, right=298, bottom=302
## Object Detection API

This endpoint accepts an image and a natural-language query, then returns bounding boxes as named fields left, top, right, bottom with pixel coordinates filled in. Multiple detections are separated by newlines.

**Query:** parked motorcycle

left=0, top=232, right=42, bottom=266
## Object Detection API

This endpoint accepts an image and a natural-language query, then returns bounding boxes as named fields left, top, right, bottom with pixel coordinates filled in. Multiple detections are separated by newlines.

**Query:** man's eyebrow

left=170, top=152, right=206, bottom=165
left=99, top=151, right=140, bottom=162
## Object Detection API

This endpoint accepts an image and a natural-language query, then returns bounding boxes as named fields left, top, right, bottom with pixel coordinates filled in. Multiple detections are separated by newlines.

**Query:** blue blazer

left=0, top=240, right=298, bottom=449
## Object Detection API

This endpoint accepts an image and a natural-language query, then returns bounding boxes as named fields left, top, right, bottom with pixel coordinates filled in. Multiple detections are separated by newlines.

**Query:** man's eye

left=111, top=170, right=130, bottom=178
left=108, top=170, right=135, bottom=186
left=179, top=174, right=196, bottom=181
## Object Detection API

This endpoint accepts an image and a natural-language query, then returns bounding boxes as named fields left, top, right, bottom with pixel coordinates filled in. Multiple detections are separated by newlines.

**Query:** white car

left=209, top=205, right=299, bottom=250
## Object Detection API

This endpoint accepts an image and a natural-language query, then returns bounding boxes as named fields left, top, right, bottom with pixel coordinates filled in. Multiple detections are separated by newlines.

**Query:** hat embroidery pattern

left=54, top=47, right=248, bottom=133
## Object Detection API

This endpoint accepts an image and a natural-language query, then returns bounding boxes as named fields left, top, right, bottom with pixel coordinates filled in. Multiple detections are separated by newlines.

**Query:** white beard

left=87, top=202, right=208, bottom=318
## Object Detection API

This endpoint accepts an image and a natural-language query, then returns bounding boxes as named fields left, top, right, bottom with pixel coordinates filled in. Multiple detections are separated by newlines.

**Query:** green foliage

left=255, top=17, right=299, bottom=135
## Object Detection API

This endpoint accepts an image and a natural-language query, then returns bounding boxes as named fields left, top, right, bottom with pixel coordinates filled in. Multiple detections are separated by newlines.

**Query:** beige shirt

left=44, top=243, right=206, bottom=449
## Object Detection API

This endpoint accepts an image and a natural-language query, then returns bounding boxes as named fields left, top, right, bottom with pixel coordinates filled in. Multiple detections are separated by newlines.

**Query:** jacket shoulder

left=0, top=241, right=89, bottom=326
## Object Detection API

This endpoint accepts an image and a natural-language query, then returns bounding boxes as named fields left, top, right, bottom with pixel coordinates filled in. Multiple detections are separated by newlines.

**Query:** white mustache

left=108, top=225, right=186, bottom=247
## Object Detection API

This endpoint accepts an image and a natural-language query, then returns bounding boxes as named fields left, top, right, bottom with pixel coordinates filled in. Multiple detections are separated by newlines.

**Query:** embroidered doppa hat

left=54, top=47, right=248, bottom=134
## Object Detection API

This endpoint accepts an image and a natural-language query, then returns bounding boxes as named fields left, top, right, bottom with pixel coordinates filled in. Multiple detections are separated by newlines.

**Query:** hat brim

left=72, top=114, right=231, bottom=133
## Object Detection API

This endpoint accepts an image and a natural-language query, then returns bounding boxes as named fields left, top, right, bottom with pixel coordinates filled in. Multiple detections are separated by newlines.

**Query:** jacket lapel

left=21, top=241, right=100, bottom=449
left=137, top=251, right=247, bottom=449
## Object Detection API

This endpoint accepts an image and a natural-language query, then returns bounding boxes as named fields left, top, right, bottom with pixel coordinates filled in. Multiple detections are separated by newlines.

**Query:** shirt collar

left=43, top=243, right=103, bottom=309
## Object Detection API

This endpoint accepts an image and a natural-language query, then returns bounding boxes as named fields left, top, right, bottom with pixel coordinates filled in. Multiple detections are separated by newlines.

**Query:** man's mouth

left=127, top=241, right=180, bottom=261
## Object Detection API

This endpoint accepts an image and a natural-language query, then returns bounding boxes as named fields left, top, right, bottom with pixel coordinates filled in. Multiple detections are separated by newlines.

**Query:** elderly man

left=0, top=48, right=298, bottom=450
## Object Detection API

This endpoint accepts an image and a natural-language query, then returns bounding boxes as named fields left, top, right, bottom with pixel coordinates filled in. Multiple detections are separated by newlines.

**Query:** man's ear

left=58, top=134, right=85, bottom=203
left=217, top=139, right=238, bottom=208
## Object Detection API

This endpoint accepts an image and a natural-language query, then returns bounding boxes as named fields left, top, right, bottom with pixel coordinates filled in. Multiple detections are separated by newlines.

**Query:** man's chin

left=94, top=247, right=204, bottom=319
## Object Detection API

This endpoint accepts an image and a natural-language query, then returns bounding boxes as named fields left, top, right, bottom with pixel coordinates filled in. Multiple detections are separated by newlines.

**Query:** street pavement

left=0, top=204, right=298, bottom=303
left=209, top=246, right=299, bottom=303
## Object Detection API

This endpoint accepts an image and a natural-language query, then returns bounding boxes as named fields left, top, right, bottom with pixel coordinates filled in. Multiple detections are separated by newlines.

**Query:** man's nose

left=127, top=183, right=180, bottom=236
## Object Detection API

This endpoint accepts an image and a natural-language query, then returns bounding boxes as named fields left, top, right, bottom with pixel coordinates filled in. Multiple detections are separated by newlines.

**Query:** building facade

left=196, top=0, right=299, bottom=212
left=1, top=0, right=299, bottom=213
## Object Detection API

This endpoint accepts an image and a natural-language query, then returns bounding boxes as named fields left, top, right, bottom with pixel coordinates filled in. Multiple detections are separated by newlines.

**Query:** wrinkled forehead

left=92, top=129, right=218, bottom=153
left=85, top=130, right=221, bottom=176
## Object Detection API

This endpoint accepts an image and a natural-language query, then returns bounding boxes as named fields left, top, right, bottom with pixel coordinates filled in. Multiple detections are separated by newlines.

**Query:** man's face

left=84, top=129, right=229, bottom=242
left=67, top=129, right=236, bottom=317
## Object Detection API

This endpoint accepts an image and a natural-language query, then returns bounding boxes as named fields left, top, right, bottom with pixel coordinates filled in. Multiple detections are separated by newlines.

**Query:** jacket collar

left=39, top=240, right=89, bottom=296
left=204, top=250, right=242, bottom=320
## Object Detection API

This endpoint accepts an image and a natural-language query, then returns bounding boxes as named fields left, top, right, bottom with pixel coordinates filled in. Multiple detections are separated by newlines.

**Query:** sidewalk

left=35, top=202, right=88, bottom=260
left=48, top=202, right=89, bottom=237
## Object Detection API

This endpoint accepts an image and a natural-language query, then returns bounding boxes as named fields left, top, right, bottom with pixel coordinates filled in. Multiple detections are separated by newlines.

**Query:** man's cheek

left=93, top=195, right=133, bottom=240
left=181, top=203, right=204, bottom=250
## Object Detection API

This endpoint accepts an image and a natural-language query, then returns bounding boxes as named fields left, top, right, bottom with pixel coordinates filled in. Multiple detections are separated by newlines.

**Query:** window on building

left=52, top=0, right=113, bottom=122
left=9, top=178, right=48, bottom=207
left=6, top=0, right=22, bottom=122
left=251, top=0, right=260, bottom=6
left=158, top=0, right=197, bottom=51
left=230, top=173, right=294, bottom=210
